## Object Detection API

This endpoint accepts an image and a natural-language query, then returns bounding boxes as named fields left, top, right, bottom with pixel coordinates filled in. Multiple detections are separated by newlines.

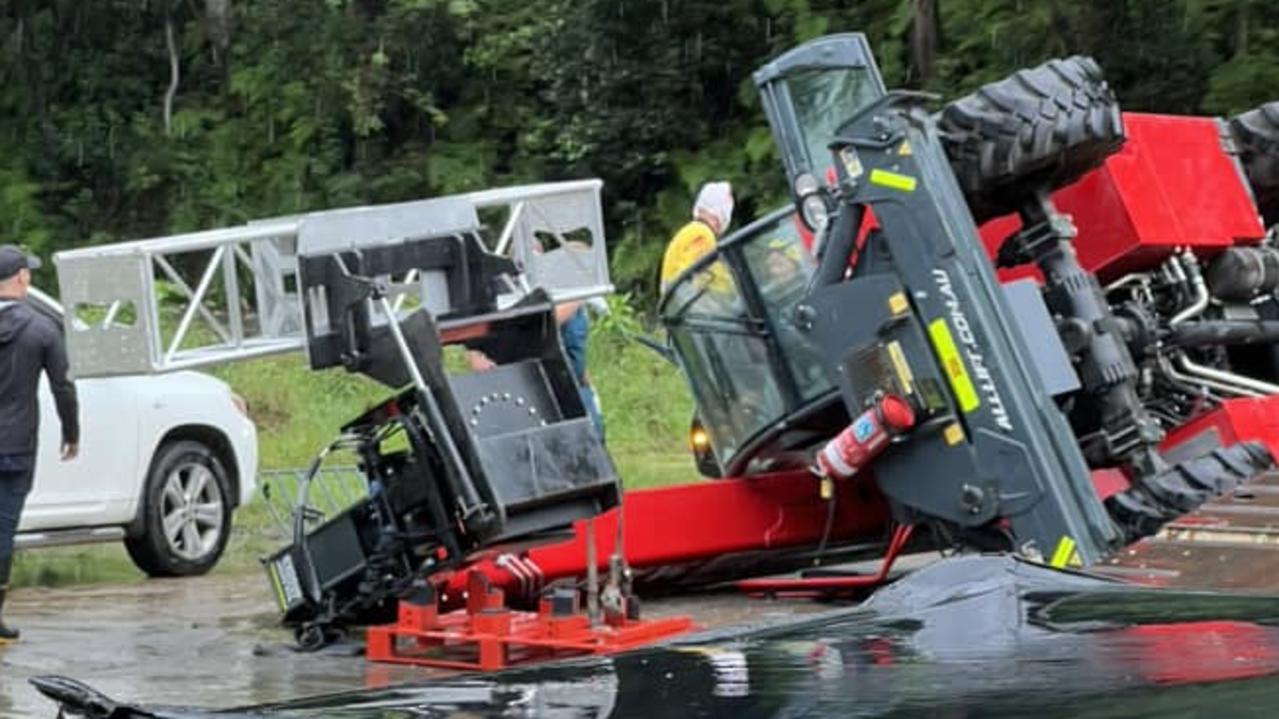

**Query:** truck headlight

left=231, top=392, right=250, bottom=419
left=801, top=193, right=831, bottom=232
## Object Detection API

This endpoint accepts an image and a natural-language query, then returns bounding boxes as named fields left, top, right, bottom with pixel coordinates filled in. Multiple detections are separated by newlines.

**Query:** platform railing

left=54, top=179, right=611, bottom=378
left=256, top=466, right=368, bottom=545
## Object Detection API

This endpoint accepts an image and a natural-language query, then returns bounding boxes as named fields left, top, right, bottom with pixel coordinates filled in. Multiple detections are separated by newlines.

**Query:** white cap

left=693, top=181, right=734, bottom=232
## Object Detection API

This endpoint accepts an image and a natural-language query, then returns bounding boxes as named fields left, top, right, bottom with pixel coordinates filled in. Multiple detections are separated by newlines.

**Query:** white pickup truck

left=16, top=287, right=258, bottom=576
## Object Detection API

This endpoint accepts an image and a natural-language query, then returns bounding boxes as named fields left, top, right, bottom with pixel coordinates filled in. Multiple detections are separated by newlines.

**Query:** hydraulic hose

left=810, top=202, right=865, bottom=289
left=1169, top=252, right=1210, bottom=326
left=1165, top=320, right=1279, bottom=347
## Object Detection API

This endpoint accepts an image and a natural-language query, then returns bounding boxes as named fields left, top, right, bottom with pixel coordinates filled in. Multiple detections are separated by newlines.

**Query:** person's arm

left=43, top=325, right=80, bottom=459
left=467, top=349, right=496, bottom=372
left=554, top=300, right=583, bottom=325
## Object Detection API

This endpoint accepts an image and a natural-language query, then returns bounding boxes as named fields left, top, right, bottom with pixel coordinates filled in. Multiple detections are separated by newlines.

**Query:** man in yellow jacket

left=659, top=181, right=734, bottom=295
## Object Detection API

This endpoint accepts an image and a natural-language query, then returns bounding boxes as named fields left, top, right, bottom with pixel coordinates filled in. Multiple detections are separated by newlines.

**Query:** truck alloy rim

left=162, top=462, right=224, bottom=561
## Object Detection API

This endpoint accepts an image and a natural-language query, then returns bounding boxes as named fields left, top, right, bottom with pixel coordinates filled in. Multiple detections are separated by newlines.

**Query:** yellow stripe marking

left=870, top=168, right=918, bottom=192
left=268, top=563, right=288, bottom=612
left=1050, top=536, right=1078, bottom=568
left=928, top=319, right=980, bottom=413
left=886, top=340, right=915, bottom=396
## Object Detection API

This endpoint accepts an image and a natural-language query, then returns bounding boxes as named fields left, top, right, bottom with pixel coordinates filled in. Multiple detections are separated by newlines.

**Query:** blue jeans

left=560, top=307, right=605, bottom=440
left=580, top=385, right=605, bottom=442
left=0, top=454, right=35, bottom=587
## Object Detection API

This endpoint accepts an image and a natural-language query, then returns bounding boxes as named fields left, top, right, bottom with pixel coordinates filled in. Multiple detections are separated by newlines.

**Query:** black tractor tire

left=1106, top=441, right=1273, bottom=543
left=938, top=56, right=1125, bottom=223
left=1230, top=102, right=1279, bottom=227
left=124, top=440, right=234, bottom=577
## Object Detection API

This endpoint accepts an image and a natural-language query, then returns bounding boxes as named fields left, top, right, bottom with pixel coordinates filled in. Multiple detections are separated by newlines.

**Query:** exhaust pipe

left=1175, top=352, right=1279, bottom=397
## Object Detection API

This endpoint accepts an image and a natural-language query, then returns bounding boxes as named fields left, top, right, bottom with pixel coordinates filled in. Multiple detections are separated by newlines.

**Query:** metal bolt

left=960, top=484, right=985, bottom=515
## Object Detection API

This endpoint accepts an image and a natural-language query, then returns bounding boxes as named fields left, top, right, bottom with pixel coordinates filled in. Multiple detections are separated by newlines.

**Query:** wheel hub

left=161, top=461, right=224, bottom=561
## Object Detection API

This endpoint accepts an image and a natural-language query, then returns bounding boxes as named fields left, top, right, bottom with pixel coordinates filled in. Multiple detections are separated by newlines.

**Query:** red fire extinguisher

left=817, top=394, right=916, bottom=480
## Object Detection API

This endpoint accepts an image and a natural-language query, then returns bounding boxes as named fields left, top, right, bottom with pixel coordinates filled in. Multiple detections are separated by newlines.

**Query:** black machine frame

left=265, top=230, right=620, bottom=641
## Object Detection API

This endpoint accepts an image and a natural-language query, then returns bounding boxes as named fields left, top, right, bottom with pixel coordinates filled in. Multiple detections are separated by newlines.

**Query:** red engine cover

left=979, top=113, right=1267, bottom=282
left=1164, top=396, right=1279, bottom=462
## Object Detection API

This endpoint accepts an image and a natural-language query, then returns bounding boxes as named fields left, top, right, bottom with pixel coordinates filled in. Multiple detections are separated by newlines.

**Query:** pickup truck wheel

left=937, top=55, right=1125, bottom=223
left=124, top=440, right=233, bottom=577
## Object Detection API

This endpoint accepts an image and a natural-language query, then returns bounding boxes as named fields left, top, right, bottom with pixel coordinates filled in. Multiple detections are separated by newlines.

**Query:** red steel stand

left=366, top=571, right=695, bottom=671
left=735, top=524, right=915, bottom=598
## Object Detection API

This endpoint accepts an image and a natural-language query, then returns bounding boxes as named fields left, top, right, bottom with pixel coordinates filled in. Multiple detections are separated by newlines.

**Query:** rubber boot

left=0, top=587, right=19, bottom=643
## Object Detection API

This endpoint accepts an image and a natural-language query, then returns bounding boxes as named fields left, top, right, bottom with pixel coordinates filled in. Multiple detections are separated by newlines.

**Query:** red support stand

left=366, top=571, right=695, bottom=671
left=735, top=524, right=915, bottom=598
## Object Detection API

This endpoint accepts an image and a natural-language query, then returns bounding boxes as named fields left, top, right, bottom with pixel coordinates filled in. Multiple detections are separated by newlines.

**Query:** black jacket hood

left=0, top=298, right=34, bottom=344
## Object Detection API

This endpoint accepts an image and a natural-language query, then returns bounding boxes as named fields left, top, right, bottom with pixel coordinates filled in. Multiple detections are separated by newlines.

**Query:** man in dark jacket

left=0, top=245, right=78, bottom=642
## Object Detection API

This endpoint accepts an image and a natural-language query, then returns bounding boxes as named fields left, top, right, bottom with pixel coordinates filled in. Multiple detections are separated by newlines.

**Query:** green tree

left=1, top=1, right=1277, bottom=302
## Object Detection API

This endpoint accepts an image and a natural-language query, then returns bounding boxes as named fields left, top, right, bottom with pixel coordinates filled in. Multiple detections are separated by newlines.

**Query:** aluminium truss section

left=54, top=180, right=612, bottom=378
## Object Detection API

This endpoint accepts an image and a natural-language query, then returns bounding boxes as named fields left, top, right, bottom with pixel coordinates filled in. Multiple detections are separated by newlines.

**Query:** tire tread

left=938, top=56, right=1125, bottom=222
left=1230, top=101, right=1279, bottom=226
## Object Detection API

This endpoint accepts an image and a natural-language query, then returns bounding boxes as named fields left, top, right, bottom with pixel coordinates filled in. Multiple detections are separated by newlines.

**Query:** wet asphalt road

left=0, top=573, right=436, bottom=717
left=6, top=538, right=1278, bottom=719
left=0, top=569, right=833, bottom=717
left=17, top=556, right=1279, bottom=719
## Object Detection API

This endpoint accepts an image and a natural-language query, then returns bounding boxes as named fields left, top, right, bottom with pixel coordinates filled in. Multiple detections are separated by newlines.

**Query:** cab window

left=739, top=215, right=831, bottom=402
left=664, top=258, right=785, bottom=464
left=786, top=67, right=880, bottom=177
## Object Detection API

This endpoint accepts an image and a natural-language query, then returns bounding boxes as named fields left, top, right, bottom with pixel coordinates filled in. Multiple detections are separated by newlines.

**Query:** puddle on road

left=244, top=556, right=1279, bottom=718
left=14, top=556, right=1279, bottom=718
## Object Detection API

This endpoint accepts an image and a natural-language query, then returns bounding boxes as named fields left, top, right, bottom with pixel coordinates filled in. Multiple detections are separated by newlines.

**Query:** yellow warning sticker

left=943, top=422, right=966, bottom=446
left=898, top=140, right=913, bottom=156
left=886, top=340, right=915, bottom=395
left=928, top=319, right=980, bottom=413
left=887, top=291, right=909, bottom=316
left=1050, top=535, right=1079, bottom=569
left=869, top=168, right=918, bottom=192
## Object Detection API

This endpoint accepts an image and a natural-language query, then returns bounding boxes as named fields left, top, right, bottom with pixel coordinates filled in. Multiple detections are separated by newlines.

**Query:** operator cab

left=754, top=33, right=887, bottom=233
left=659, top=208, right=842, bottom=476
left=660, top=34, right=889, bottom=476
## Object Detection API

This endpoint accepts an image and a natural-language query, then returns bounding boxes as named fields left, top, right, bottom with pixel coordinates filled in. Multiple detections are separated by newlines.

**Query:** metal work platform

left=53, top=180, right=611, bottom=378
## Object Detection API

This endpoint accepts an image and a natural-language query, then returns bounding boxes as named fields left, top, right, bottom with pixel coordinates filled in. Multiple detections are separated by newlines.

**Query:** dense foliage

left=3, top=1, right=1278, bottom=303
